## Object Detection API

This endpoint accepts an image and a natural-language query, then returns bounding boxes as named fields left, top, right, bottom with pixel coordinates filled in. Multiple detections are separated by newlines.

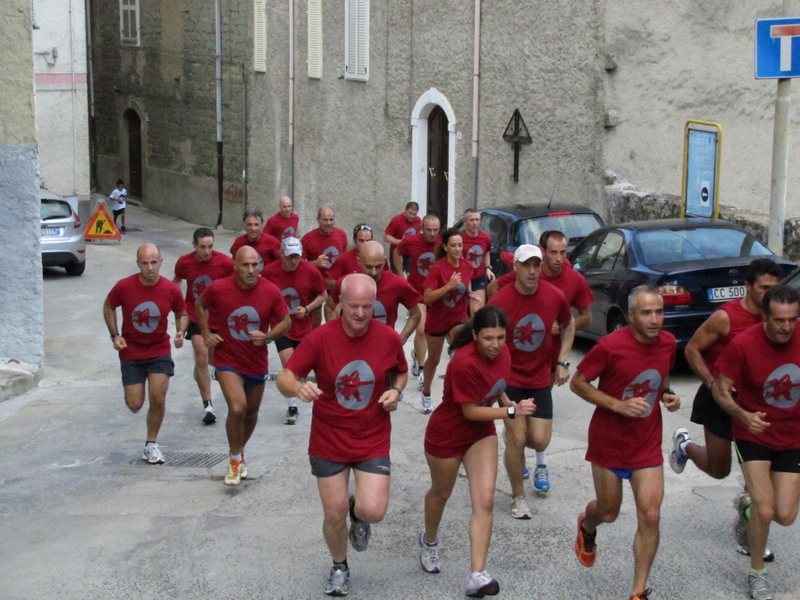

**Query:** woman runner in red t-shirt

left=420, top=306, right=535, bottom=597
left=421, top=227, right=482, bottom=413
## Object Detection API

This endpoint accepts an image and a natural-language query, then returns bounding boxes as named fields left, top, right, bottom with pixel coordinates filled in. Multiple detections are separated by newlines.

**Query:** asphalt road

left=0, top=205, right=798, bottom=600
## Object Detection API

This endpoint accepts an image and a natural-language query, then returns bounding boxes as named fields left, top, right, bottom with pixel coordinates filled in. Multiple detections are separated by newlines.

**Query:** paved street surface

left=1, top=205, right=798, bottom=600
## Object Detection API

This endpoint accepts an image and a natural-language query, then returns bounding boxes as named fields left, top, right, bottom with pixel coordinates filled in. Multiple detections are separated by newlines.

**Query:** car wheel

left=608, top=312, right=627, bottom=334
left=65, top=261, right=85, bottom=276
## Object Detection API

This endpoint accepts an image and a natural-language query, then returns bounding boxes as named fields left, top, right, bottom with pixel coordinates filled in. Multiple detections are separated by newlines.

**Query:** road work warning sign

left=85, top=204, right=121, bottom=242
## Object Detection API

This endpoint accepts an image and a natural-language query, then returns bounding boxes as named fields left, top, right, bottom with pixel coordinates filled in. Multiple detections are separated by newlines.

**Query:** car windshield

left=514, top=213, right=603, bottom=246
left=635, top=226, right=773, bottom=266
left=41, top=199, right=72, bottom=221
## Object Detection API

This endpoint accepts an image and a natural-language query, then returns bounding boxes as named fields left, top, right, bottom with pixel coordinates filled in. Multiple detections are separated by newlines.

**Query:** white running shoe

left=418, top=372, right=424, bottom=390
left=324, top=565, right=350, bottom=596
left=421, top=394, right=432, bottom=414
left=669, top=427, right=691, bottom=474
left=419, top=531, right=441, bottom=573
left=510, top=495, right=531, bottom=519
left=142, top=443, right=165, bottom=465
left=411, top=350, right=421, bottom=377
left=466, top=570, right=499, bottom=598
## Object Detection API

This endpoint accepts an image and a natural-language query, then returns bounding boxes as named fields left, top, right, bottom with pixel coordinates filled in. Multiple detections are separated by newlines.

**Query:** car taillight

left=73, top=210, right=81, bottom=229
left=658, top=285, right=691, bottom=305
left=547, top=211, right=572, bottom=217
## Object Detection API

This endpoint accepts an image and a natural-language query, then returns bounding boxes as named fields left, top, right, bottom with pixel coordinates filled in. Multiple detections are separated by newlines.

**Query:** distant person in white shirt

left=110, top=179, right=127, bottom=233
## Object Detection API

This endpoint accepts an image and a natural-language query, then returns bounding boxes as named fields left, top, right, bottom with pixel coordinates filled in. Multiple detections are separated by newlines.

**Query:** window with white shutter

left=254, top=0, right=267, bottom=73
left=308, top=0, right=323, bottom=79
left=119, top=0, right=140, bottom=46
left=344, top=0, right=369, bottom=81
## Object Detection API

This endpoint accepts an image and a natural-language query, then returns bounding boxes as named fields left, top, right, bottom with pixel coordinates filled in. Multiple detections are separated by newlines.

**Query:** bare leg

left=582, top=463, right=623, bottom=533
left=503, top=415, right=528, bottom=498
left=190, top=335, right=212, bottom=401
left=216, top=370, right=249, bottom=455
left=629, top=466, right=664, bottom=597
left=414, top=304, right=427, bottom=369
left=317, top=468, right=352, bottom=563
left=423, top=452, right=462, bottom=543
left=685, top=427, right=732, bottom=480
left=422, top=334, right=446, bottom=396
left=462, top=436, right=499, bottom=572
left=144, top=373, right=169, bottom=442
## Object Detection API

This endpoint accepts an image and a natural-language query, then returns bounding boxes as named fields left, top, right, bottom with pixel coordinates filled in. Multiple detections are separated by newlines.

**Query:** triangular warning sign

left=85, top=204, right=121, bottom=241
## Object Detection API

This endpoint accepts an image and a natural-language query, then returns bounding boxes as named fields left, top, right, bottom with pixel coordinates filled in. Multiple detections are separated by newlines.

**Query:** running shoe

left=421, top=394, right=433, bottom=414
left=465, top=570, right=499, bottom=598
left=630, top=589, right=652, bottom=600
left=324, top=565, right=350, bottom=596
left=418, top=531, right=441, bottom=573
left=574, top=512, right=596, bottom=567
left=411, top=350, right=421, bottom=377
left=240, top=452, right=248, bottom=480
left=284, top=405, right=299, bottom=425
left=202, top=402, right=217, bottom=425
left=533, top=465, right=550, bottom=491
left=348, top=495, right=371, bottom=552
left=747, top=571, right=773, bottom=600
left=734, top=492, right=775, bottom=562
left=523, top=466, right=530, bottom=479
left=224, top=458, right=242, bottom=486
left=418, top=372, right=424, bottom=390
left=510, top=495, right=531, bottom=519
left=142, top=443, right=165, bottom=464
left=669, top=427, right=691, bottom=474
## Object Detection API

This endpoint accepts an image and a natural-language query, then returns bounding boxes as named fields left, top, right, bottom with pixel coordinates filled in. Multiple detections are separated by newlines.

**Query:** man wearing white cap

left=488, top=245, right=575, bottom=519
left=263, top=237, right=328, bottom=424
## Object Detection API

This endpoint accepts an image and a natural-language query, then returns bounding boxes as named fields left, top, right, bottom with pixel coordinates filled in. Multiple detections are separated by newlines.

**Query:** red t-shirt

left=577, top=327, right=676, bottom=469
left=262, top=260, right=327, bottom=341
left=424, top=258, right=474, bottom=335
left=494, top=266, right=593, bottom=309
left=716, top=324, right=800, bottom=450
left=200, top=276, right=288, bottom=375
left=461, top=230, right=492, bottom=278
left=385, top=213, right=421, bottom=257
left=325, top=247, right=390, bottom=282
left=488, top=280, right=572, bottom=388
left=704, top=299, right=763, bottom=379
left=331, top=270, right=423, bottom=328
left=396, top=233, right=439, bottom=294
left=265, top=212, right=300, bottom=240
left=174, top=251, right=234, bottom=323
left=229, top=233, right=281, bottom=273
left=284, top=319, right=408, bottom=462
left=106, top=275, right=185, bottom=361
left=301, top=228, right=349, bottom=277
left=425, top=343, right=511, bottom=456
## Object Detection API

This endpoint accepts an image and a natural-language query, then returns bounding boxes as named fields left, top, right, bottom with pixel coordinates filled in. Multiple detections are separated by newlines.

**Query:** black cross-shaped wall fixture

left=502, top=109, right=532, bottom=183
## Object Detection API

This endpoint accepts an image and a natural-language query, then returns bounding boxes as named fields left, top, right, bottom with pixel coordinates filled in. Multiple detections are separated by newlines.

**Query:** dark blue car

left=569, top=218, right=797, bottom=345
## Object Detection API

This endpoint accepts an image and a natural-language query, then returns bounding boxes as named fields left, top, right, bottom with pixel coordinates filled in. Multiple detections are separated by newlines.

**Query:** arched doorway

left=123, top=109, right=142, bottom=198
left=427, top=106, right=449, bottom=225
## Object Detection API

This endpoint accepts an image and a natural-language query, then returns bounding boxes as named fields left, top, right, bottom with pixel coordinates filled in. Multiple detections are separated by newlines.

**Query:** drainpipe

left=215, top=0, right=224, bottom=227
left=86, top=0, right=97, bottom=189
left=242, top=62, right=248, bottom=214
left=469, top=0, right=482, bottom=209
left=70, top=0, right=78, bottom=194
left=288, top=0, right=295, bottom=200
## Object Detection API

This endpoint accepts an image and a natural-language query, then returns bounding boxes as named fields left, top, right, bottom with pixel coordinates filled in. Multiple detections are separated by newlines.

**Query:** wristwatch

left=556, top=361, right=570, bottom=368
left=110, top=332, right=120, bottom=340
left=507, top=405, right=516, bottom=419
left=390, top=386, right=404, bottom=401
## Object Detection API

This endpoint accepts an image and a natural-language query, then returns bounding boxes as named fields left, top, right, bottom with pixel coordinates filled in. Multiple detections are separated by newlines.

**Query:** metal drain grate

left=128, top=451, right=228, bottom=467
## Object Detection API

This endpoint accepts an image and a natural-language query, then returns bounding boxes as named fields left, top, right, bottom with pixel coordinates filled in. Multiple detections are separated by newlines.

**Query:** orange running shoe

left=224, top=458, right=242, bottom=486
left=630, top=588, right=651, bottom=600
left=574, top=512, right=596, bottom=567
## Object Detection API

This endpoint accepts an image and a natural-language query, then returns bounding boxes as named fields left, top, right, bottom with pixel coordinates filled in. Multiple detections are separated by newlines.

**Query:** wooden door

left=427, top=106, right=449, bottom=225
left=126, top=110, right=142, bottom=198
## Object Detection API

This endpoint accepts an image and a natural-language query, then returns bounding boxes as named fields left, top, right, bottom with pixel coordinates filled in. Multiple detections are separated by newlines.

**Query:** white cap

left=514, top=244, right=542, bottom=263
left=281, top=237, right=303, bottom=256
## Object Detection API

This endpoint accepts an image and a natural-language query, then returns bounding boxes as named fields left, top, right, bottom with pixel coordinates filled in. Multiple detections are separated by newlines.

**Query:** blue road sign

left=756, top=18, right=800, bottom=79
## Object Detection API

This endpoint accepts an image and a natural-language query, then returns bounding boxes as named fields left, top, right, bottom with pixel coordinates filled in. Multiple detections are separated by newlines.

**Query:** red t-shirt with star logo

left=331, top=270, right=422, bottom=328
left=107, top=275, right=185, bottom=361
left=229, top=233, right=281, bottom=272
left=461, top=230, right=492, bottom=278
left=301, top=228, right=349, bottom=278
left=385, top=213, right=422, bottom=258
left=325, top=247, right=390, bottom=282
left=425, top=342, right=511, bottom=458
left=396, top=233, right=440, bottom=294
left=262, top=260, right=327, bottom=342
left=265, top=212, right=300, bottom=240
left=424, top=257, right=474, bottom=335
left=174, top=250, right=234, bottom=323
left=717, top=323, right=800, bottom=449
left=488, top=280, right=572, bottom=388
left=577, top=326, right=676, bottom=469
left=200, top=275, right=288, bottom=375
left=284, top=319, right=408, bottom=462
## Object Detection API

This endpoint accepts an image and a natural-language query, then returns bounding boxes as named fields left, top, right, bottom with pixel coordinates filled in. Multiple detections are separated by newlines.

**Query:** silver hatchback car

left=40, top=190, right=86, bottom=276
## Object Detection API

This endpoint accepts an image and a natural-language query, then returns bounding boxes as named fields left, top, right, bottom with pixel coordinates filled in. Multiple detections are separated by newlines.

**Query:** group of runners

left=102, top=198, right=800, bottom=600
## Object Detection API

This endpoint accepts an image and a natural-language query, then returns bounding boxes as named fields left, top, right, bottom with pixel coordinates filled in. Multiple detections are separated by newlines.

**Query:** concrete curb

left=0, top=359, right=42, bottom=402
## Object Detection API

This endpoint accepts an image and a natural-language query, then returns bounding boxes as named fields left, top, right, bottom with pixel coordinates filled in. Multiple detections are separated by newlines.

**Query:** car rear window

left=41, top=199, right=72, bottom=220
left=514, top=213, right=603, bottom=246
left=635, top=227, right=772, bottom=266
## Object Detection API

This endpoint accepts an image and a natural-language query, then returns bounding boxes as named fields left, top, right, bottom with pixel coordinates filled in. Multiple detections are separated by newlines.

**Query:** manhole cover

left=128, top=451, right=227, bottom=467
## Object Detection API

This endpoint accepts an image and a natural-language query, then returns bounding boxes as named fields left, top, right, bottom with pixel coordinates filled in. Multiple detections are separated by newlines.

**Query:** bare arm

left=486, top=277, right=500, bottom=300
left=268, top=314, right=292, bottom=342
left=574, top=306, right=591, bottom=331
left=277, top=367, right=322, bottom=403
left=103, top=299, right=127, bottom=352
left=461, top=397, right=535, bottom=421
left=398, top=304, right=421, bottom=344
left=196, top=296, right=223, bottom=348
left=384, top=233, right=402, bottom=245
left=570, top=370, right=650, bottom=418
left=393, top=249, right=404, bottom=275
left=298, top=291, right=328, bottom=322
left=173, top=310, right=188, bottom=348
left=376, top=369, right=409, bottom=412
left=713, top=374, right=770, bottom=434
left=684, top=309, right=729, bottom=386
left=554, top=317, right=576, bottom=385
left=423, top=273, right=461, bottom=305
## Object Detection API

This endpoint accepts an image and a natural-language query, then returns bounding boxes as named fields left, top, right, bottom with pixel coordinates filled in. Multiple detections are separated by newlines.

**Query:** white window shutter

left=119, top=0, right=140, bottom=46
left=254, top=0, right=267, bottom=73
left=344, top=0, right=369, bottom=81
left=307, top=0, right=323, bottom=79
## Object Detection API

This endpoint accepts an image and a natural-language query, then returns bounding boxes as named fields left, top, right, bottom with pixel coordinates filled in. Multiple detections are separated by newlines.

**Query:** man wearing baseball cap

left=263, top=237, right=328, bottom=424
left=488, top=245, right=575, bottom=519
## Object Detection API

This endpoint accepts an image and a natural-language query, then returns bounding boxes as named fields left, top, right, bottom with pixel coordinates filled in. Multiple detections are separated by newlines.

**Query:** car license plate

left=707, top=285, right=746, bottom=302
left=41, top=227, right=64, bottom=236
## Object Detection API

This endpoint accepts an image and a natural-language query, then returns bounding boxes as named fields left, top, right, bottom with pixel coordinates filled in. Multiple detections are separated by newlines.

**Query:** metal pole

left=214, top=0, right=224, bottom=227
left=768, top=0, right=797, bottom=255
left=288, top=0, right=295, bottom=200
left=469, top=0, right=481, bottom=209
